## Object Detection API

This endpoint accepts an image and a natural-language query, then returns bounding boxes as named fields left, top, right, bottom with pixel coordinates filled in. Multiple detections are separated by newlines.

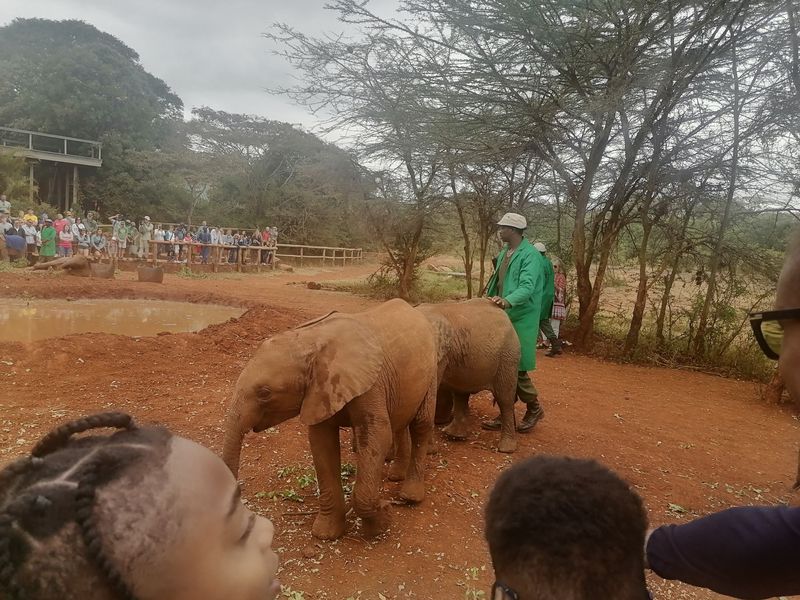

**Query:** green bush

left=328, top=269, right=469, bottom=303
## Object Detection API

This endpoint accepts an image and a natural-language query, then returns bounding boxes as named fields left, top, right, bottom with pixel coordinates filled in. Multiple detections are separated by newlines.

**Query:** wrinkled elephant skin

left=417, top=299, right=520, bottom=454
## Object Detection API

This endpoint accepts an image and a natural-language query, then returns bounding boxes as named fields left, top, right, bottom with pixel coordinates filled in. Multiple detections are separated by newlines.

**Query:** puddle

left=0, top=299, right=244, bottom=343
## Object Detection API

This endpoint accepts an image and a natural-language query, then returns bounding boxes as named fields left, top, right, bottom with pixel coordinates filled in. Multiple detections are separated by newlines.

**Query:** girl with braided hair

left=0, top=412, right=280, bottom=600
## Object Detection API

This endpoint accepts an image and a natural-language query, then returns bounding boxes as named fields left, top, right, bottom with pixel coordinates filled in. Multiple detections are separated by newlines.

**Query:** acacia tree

left=328, top=0, right=774, bottom=348
left=267, top=20, right=450, bottom=299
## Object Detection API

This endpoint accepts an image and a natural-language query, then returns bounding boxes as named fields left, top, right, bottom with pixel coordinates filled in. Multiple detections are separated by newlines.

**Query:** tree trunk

left=624, top=216, right=654, bottom=354
left=574, top=230, right=617, bottom=347
left=554, top=184, right=562, bottom=256
left=570, top=113, right=617, bottom=349
left=396, top=216, right=424, bottom=301
left=457, top=201, right=474, bottom=298
left=656, top=206, right=694, bottom=345
left=694, top=38, right=740, bottom=356
left=451, top=175, right=473, bottom=298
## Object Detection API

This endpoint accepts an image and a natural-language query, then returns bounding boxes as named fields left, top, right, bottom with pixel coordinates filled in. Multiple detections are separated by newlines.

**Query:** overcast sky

left=0, top=0, right=399, bottom=134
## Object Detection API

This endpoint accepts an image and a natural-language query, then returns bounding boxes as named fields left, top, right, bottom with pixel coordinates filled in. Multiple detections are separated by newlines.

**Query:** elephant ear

left=299, top=318, right=383, bottom=426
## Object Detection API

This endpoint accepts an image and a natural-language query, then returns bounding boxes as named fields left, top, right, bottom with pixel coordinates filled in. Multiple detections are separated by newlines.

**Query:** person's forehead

left=165, top=437, right=236, bottom=516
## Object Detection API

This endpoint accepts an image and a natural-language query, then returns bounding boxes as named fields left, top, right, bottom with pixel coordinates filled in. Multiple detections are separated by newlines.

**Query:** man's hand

left=489, top=296, right=510, bottom=309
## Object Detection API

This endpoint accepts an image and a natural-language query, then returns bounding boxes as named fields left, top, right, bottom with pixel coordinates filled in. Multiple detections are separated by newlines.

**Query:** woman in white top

left=22, top=221, right=37, bottom=262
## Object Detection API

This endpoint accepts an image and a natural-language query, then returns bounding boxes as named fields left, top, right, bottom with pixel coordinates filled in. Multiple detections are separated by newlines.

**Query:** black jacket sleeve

left=647, top=505, right=800, bottom=599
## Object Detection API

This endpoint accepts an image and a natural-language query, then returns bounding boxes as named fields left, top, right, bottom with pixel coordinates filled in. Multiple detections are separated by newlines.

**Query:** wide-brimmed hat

left=533, top=242, right=547, bottom=253
left=144, top=216, right=150, bottom=220
left=497, top=212, right=527, bottom=230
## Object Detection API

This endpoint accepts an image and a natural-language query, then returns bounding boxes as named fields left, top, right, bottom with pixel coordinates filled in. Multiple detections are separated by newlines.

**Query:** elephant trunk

left=222, top=401, right=246, bottom=477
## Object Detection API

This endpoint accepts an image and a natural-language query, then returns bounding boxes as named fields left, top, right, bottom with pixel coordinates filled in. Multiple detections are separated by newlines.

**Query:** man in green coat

left=39, top=219, right=56, bottom=262
left=482, top=212, right=546, bottom=433
left=534, top=241, right=562, bottom=356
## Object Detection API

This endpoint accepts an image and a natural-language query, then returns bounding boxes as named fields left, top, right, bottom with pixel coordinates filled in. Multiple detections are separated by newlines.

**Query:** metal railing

left=0, top=126, right=102, bottom=165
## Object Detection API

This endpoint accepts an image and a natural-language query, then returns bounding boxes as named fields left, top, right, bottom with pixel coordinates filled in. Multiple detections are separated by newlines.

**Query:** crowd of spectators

left=0, top=194, right=278, bottom=266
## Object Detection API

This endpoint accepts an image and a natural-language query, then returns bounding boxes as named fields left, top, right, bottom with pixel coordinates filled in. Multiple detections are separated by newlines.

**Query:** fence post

left=300, top=246, right=304, bottom=267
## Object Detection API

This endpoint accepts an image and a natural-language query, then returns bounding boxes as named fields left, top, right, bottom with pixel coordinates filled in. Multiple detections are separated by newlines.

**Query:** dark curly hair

left=485, top=455, right=650, bottom=600
left=0, top=412, right=173, bottom=600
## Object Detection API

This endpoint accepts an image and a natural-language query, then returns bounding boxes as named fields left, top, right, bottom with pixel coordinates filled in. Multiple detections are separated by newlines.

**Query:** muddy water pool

left=0, top=299, right=244, bottom=342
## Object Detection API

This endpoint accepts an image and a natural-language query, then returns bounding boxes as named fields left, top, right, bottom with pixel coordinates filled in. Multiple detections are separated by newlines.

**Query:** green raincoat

left=39, top=226, right=56, bottom=257
left=486, top=238, right=544, bottom=371
left=540, top=254, right=555, bottom=321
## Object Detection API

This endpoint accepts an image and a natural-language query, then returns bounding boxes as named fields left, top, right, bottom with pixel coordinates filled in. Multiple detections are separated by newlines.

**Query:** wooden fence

left=146, top=240, right=363, bottom=272
left=275, top=244, right=363, bottom=267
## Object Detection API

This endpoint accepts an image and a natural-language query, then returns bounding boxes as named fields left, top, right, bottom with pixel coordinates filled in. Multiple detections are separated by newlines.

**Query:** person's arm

left=647, top=505, right=800, bottom=599
left=504, top=253, right=541, bottom=308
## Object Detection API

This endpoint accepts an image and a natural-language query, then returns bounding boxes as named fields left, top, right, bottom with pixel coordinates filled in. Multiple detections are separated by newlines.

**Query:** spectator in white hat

left=138, top=216, right=154, bottom=259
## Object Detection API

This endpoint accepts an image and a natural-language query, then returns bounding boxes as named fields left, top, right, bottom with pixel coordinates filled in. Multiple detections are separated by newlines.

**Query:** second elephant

left=417, top=298, right=520, bottom=453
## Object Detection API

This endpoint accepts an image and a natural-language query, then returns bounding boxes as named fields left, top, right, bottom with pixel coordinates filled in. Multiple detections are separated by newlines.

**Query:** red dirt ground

left=1, top=265, right=798, bottom=599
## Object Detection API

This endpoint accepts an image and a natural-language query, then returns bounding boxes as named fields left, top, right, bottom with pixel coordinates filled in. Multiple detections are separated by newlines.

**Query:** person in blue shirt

left=645, top=231, right=800, bottom=599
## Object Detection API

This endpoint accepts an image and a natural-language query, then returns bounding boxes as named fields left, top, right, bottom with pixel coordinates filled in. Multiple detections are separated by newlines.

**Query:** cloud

left=0, top=0, right=399, bottom=131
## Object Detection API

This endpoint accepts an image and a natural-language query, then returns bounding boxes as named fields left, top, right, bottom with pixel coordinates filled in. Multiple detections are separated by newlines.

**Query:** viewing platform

left=0, top=126, right=102, bottom=209
left=0, top=126, right=102, bottom=167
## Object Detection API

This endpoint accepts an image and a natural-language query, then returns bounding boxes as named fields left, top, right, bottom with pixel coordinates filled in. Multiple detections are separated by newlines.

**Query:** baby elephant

left=416, top=298, right=520, bottom=453
left=222, top=299, right=438, bottom=540
left=32, top=255, right=114, bottom=278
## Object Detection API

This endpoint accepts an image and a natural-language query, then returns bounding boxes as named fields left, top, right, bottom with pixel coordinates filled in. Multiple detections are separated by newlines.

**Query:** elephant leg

left=350, top=427, right=358, bottom=454
left=388, top=428, right=410, bottom=482
left=434, top=387, right=454, bottom=425
left=309, top=423, right=347, bottom=540
left=496, top=366, right=518, bottom=454
left=351, top=408, right=393, bottom=538
left=400, top=383, right=435, bottom=503
left=441, top=391, right=471, bottom=440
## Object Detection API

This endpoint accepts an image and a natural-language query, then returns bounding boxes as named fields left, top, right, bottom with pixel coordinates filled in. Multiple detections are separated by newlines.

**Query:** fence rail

left=275, top=244, right=363, bottom=267
left=145, top=240, right=363, bottom=272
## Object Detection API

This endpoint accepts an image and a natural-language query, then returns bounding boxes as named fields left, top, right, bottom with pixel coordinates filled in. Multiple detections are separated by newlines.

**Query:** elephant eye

left=255, top=386, right=272, bottom=401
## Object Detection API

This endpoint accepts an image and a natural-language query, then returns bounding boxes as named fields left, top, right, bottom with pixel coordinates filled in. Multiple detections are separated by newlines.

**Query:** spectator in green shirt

left=39, top=219, right=56, bottom=261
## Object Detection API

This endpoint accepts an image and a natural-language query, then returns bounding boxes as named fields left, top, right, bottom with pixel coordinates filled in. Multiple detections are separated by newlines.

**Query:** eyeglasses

left=491, top=582, right=519, bottom=600
left=749, top=308, right=800, bottom=360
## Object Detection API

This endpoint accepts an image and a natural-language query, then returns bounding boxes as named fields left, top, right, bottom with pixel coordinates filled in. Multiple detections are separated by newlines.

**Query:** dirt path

left=1, top=266, right=797, bottom=599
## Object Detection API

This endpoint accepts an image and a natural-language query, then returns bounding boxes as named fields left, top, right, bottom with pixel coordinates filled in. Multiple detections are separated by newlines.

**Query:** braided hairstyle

left=0, top=412, right=173, bottom=600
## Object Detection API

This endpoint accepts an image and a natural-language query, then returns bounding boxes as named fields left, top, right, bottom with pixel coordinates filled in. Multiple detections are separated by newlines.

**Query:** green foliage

left=186, top=107, right=371, bottom=244
left=256, top=488, right=304, bottom=502
left=0, top=19, right=181, bottom=140
left=329, top=269, right=468, bottom=303
left=0, top=154, right=35, bottom=203
left=281, top=586, right=306, bottom=599
left=0, top=259, right=29, bottom=272
left=176, top=266, right=208, bottom=279
left=0, top=18, right=185, bottom=215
